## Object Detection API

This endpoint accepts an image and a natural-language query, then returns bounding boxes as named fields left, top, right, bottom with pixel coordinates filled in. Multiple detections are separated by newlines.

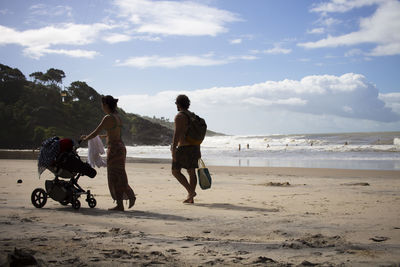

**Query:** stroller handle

left=73, top=139, right=83, bottom=150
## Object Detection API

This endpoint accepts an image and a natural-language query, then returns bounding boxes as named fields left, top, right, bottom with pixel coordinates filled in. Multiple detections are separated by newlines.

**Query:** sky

left=1, top=0, right=400, bottom=135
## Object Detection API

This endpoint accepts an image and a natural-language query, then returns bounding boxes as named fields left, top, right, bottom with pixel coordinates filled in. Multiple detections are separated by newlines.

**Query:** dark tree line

left=0, top=63, right=173, bottom=149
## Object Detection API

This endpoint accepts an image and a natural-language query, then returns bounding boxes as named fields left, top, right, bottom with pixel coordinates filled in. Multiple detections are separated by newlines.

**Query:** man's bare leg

left=184, top=168, right=197, bottom=203
left=172, top=168, right=194, bottom=202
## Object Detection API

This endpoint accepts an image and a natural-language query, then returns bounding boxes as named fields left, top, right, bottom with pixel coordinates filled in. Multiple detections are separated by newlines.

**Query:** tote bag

left=197, top=158, right=212, bottom=190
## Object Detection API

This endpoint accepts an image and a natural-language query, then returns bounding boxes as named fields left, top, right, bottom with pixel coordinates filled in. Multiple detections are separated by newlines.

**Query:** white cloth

left=88, top=136, right=107, bottom=168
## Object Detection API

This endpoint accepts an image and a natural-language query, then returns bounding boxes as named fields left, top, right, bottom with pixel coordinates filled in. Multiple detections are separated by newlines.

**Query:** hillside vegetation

left=0, top=63, right=173, bottom=149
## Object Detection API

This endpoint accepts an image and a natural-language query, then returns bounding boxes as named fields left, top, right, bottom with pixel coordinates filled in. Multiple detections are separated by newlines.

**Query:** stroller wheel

left=88, top=198, right=97, bottom=208
left=59, top=200, right=69, bottom=206
left=31, top=188, right=47, bottom=208
left=72, top=199, right=81, bottom=210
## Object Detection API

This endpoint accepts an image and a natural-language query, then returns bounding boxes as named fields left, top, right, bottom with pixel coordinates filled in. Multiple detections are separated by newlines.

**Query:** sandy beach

left=0, top=159, right=399, bottom=266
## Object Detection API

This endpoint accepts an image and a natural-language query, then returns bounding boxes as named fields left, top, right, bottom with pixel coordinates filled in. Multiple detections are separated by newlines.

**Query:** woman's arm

left=81, top=116, right=109, bottom=141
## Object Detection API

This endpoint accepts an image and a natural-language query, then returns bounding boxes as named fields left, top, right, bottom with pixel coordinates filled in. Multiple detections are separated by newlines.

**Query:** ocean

left=78, top=132, right=400, bottom=170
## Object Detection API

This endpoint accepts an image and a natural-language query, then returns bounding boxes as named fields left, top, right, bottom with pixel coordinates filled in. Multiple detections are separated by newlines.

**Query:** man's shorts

left=172, top=145, right=201, bottom=170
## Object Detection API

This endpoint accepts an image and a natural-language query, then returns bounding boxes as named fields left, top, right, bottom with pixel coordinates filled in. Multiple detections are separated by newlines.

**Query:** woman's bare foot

left=108, top=205, right=124, bottom=211
left=128, top=196, right=136, bottom=209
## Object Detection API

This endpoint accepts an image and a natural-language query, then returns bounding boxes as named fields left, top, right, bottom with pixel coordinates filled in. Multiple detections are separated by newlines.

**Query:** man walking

left=171, top=95, right=201, bottom=203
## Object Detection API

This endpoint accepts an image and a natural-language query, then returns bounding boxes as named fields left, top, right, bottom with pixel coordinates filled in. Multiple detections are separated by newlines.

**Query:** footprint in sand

left=253, top=256, right=276, bottom=264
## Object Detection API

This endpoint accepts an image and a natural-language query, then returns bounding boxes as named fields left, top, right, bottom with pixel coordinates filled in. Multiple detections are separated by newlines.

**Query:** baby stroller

left=31, top=137, right=97, bottom=210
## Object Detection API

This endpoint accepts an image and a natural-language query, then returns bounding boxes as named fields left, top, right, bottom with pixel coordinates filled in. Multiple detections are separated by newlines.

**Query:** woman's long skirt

left=107, top=141, right=132, bottom=200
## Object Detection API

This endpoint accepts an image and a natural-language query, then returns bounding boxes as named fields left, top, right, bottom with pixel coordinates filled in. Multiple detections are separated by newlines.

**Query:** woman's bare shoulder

left=101, top=114, right=114, bottom=126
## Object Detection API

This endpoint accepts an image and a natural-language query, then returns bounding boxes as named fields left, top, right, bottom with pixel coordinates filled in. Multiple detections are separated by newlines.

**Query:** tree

left=68, top=81, right=100, bottom=102
left=46, top=68, right=65, bottom=85
left=29, top=72, right=44, bottom=83
left=32, top=126, right=46, bottom=147
left=0, top=64, right=27, bottom=105
left=0, top=64, right=26, bottom=82
left=29, top=69, right=65, bottom=85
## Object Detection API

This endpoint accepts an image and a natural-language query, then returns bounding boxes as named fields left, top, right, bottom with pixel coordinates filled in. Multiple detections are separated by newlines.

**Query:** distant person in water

left=171, top=94, right=201, bottom=204
left=81, top=95, right=135, bottom=211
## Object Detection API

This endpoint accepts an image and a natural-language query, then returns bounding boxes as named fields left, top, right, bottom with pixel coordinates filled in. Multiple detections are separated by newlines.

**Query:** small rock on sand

left=264, top=182, right=290, bottom=187
left=341, top=182, right=370, bottom=186
left=7, top=248, right=37, bottom=266
left=370, top=236, right=389, bottom=242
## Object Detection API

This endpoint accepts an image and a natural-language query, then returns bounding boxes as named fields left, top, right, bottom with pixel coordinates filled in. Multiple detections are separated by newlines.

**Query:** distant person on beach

left=171, top=94, right=201, bottom=204
left=238, top=144, right=241, bottom=151
left=81, top=95, right=135, bottom=211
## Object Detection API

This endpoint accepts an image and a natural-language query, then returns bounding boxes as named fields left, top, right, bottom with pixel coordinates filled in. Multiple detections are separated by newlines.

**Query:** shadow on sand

left=54, top=206, right=191, bottom=222
left=194, top=203, right=279, bottom=213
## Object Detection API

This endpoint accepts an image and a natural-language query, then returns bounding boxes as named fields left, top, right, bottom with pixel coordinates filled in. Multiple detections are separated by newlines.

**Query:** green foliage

left=0, top=64, right=26, bottom=82
left=0, top=63, right=173, bottom=149
left=29, top=68, right=65, bottom=85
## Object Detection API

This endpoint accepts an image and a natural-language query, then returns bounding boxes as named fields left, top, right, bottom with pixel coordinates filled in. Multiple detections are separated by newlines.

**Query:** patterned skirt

left=107, top=140, right=132, bottom=200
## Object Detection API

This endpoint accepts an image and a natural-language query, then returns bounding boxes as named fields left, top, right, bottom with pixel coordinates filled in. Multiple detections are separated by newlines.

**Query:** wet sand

left=0, top=159, right=399, bottom=266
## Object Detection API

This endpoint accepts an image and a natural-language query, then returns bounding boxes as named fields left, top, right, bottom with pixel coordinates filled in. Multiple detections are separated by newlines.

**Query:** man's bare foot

left=108, top=205, right=124, bottom=211
left=183, top=192, right=196, bottom=204
left=183, top=197, right=194, bottom=204
left=128, top=196, right=136, bottom=209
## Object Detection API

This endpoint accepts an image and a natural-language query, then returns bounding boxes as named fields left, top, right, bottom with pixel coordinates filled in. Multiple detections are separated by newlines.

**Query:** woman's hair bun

left=102, top=95, right=118, bottom=111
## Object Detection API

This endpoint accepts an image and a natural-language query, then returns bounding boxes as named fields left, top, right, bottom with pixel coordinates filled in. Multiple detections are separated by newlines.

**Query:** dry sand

left=0, top=159, right=399, bottom=266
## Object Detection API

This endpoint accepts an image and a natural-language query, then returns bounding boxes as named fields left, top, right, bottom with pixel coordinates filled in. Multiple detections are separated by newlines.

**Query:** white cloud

left=132, top=35, right=161, bottom=42
left=113, top=0, right=241, bottom=36
left=311, top=0, right=385, bottom=13
left=345, top=48, right=363, bottom=57
left=25, top=48, right=99, bottom=59
left=118, top=73, right=399, bottom=133
left=242, top=97, right=307, bottom=107
left=320, top=17, right=340, bottom=27
left=29, top=4, right=73, bottom=17
left=251, top=44, right=292, bottom=55
left=307, top=27, right=325, bottom=34
left=342, top=105, right=354, bottom=113
left=0, top=23, right=113, bottom=59
left=301, top=0, right=400, bottom=56
left=227, top=55, right=258, bottom=61
left=103, top=33, right=132, bottom=44
left=0, top=9, right=12, bottom=15
left=116, top=55, right=226, bottom=68
left=230, top=38, right=242, bottom=44
left=116, top=53, right=257, bottom=68
left=262, top=44, right=292, bottom=55
left=379, top=92, right=400, bottom=114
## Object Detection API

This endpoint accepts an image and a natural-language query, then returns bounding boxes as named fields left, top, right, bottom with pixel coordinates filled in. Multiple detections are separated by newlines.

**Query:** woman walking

left=81, top=95, right=135, bottom=211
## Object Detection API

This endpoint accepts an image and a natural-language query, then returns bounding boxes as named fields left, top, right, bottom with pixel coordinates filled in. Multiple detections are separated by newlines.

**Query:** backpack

left=181, top=111, right=207, bottom=145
